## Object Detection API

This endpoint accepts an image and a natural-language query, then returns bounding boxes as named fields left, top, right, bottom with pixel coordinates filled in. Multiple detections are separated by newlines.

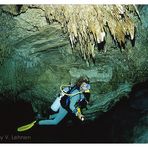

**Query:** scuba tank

left=50, top=96, right=62, bottom=112
left=50, top=85, right=74, bottom=112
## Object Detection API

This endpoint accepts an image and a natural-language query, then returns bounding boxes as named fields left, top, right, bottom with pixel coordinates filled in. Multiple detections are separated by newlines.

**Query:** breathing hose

left=60, top=84, right=82, bottom=96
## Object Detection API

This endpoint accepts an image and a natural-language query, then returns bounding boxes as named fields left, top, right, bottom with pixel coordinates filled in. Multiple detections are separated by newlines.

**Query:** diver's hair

left=75, top=76, right=90, bottom=88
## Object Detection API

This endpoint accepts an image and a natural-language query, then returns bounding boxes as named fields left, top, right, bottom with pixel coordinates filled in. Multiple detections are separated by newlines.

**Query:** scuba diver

left=38, top=76, right=91, bottom=125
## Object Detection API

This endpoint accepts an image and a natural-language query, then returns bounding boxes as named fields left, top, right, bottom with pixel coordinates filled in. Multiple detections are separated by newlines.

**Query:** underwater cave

left=0, top=4, right=148, bottom=143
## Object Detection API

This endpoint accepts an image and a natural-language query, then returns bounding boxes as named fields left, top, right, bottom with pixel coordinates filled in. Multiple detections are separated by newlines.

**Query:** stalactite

left=41, top=5, right=139, bottom=61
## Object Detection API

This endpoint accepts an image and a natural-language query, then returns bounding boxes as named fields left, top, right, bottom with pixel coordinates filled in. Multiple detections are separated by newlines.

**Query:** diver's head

left=75, top=76, right=90, bottom=92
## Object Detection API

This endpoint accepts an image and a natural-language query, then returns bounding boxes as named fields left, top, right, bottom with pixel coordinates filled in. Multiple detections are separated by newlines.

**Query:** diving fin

left=17, top=120, right=36, bottom=132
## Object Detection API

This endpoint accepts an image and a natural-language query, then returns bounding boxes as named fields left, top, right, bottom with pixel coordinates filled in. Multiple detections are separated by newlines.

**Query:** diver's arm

left=69, top=96, right=78, bottom=115
left=69, top=95, right=85, bottom=121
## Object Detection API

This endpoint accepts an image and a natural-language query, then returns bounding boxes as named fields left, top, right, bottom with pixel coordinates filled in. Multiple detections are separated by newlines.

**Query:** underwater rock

left=132, top=115, right=148, bottom=143
left=1, top=5, right=28, bottom=16
left=69, top=65, right=113, bottom=83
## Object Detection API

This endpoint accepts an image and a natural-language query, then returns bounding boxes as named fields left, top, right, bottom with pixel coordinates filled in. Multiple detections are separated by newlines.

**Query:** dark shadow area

left=97, top=40, right=106, bottom=51
left=0, top=98, right=35, bottom=135
left=0, top=80, right=147, bottom=143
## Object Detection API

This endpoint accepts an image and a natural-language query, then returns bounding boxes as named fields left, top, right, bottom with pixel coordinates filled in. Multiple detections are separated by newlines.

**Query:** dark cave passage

left=0, top=80, right=147, bottom=143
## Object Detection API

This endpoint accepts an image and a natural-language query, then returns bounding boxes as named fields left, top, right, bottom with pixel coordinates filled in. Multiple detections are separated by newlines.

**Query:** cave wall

left=0, top=5, right=148, bottom=120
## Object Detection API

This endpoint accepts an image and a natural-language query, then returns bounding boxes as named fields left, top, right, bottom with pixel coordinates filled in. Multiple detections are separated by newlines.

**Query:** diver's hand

left=77, top=112, right=85, bottom=121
